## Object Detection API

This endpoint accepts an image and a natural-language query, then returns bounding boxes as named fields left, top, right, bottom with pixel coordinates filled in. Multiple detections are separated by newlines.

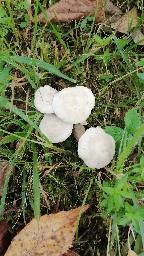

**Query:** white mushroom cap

left=34, top=85, right=58, bottom=114
left=39, top=114, right=73, bottom=143
left=52, top=86, right=95, bottom=124
left=78, top=127, right=115, bottom=169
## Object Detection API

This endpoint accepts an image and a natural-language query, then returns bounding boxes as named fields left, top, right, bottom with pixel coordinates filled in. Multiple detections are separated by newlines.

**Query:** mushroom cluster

left=34, top=85, right=115, bottom=169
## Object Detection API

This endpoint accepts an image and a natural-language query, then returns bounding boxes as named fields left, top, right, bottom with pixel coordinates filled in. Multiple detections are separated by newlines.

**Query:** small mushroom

left=39, top=114, right=73, bottom=143
left=73, top=124, right=85, bottom=141
left=34, top=85, right=58, bottom=114
left=52, top=86, right=95, bottom=124
left=78, top=127, right=115, bottom=169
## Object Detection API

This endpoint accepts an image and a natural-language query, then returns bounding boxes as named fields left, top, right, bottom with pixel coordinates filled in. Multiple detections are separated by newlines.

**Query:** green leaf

left=125, top=202, right=133, bottom=212
left=140, top=156, right=144, bottom=168
left=0, top=53, right=75, bottom=83
left=0, top=132, right=27, bottom=145
left=100, top=199, right=107, bottom=207
left=136, top=59, right=144, bottom=66
left=32, top=144, right=40, bottom=220
left=119, top=215, right=129, bottom=226
left=107, top=196, right=114, bottom=213
left=124, top=108, right=141, bottom=135
left=0, top=65, right=12, bottom=83
left=120, top=191, right=133, bottom=199
left=104, top=126, right=123, bottom=142
left=102, top=187, right=114, bottom=194
left=114, top=194, right=123, bottom=211
left=115, top=174, right=128, bottom=191
left=0, top=96, right=40, bottom=130
left=137, top=73, right=144, bottom=80
left=11, top=55, right=75, bottom=83
left=93, top=35, right=103, bottom=44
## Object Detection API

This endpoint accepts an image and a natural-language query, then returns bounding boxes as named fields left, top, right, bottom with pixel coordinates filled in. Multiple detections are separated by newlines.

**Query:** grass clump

left=0, top=0, right=144, bottom=255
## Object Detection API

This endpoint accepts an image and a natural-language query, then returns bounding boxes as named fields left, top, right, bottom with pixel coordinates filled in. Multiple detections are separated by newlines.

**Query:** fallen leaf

left=132, top=29, right=144, bottom=45
left=105, top=0, right=122, bottom=23
left=73, top=124, right=85, bottom=141
left=38, top=0, right=105, bottom=24
left=0, top=221, right=10, bottom=256
left=5, top=205, right=89, bottom=256
left=0, top=161, right=10, bottom=197
left=111, top=7, right=138, bottom=34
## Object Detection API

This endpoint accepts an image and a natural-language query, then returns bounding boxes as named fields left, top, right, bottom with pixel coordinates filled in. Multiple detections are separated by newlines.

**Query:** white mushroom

left=78, top=127, right=115, bottom=169
left=73, top=124, right=85, bottom=141
left=39, top=114, right=73, bottom=143
left=34, top=85, right=58, bottom=114
left=52, top=86, right=95, bottom=124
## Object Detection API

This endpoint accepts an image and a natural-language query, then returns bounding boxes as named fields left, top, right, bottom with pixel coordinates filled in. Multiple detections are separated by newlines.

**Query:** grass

left=0, top=0, right=144, bottom=255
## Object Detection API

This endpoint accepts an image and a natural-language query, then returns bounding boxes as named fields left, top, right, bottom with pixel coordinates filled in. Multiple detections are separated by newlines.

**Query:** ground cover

left=0, top=0, right=144, bottom=255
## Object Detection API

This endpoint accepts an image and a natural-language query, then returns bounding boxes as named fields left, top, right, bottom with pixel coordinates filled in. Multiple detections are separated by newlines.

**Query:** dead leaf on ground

left=0, top=220, right=10, bottom=256
left=132, top=29, right=144, bottom=45
left=0, top=161, right=10, bottom=197
left=111, top=7, right=139, bottom=34
left=105, top=0, right=122, bottom=23
left=5, top=205, right=89, bottom=256
left=38, top=0, right=105, bottom=24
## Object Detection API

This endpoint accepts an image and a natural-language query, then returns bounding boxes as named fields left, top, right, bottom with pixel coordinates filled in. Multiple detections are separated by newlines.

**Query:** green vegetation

left=0, top=0, right=144, bottom=255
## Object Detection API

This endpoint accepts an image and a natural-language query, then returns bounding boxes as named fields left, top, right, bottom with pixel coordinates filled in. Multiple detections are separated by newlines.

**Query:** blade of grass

left=116, top=124, right=144, bottom=171
left=76, top=178, right=93, bottom=239
left=32, top=144, right=40, bottom=220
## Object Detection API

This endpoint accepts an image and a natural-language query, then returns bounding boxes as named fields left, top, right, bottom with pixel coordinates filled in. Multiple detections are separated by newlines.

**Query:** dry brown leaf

left=0, top=161, right=10, bottom=197
left=73, top=124, right=85, bottom=141
left=111, top=7, right=139, bottom=34
left=132, top=29, right=144, bottom=45
left=5, top=205, right=89, bottom=256
left=105, top=0, right=122, bottom=23
left=38, top=0, right=105, bottom=24
left=0, top=221, right=10, bottom=255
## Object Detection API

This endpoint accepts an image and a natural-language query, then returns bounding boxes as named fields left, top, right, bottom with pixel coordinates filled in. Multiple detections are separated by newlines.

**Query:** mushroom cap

left=39, top=114, right=73, bottom=143
left=34, top=85, right=57, bottom=114
left=52, top=86, right=95, bottom=124
left=78, top=127, right=115, bottom=169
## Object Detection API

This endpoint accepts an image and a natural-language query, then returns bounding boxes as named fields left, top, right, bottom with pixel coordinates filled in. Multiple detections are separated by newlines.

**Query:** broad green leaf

left=93, top=35, right=103, bottom=44
left=120, top=191, right=133, bottom=199
left=124, top=108, right=141, bottom=135
left=136, top=59, right=144, bottom=66
left=119, top=215, right=129, bottom=226
left=137, top=73, right=144, bottom=80
left=114, top=194, right=123, bottom=211
left=104, top=126, right=123, bottom=142
left=100, top=199, right=107, bottom=207
left=115, top=174, right=128, bottom=191
left=0, top=65, right=12, bottom=83
left=107, top=196, right=114, bottom=213
left=125, top=202, right=133, bottom=212
left=102, top=187, right=114, bottom=194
